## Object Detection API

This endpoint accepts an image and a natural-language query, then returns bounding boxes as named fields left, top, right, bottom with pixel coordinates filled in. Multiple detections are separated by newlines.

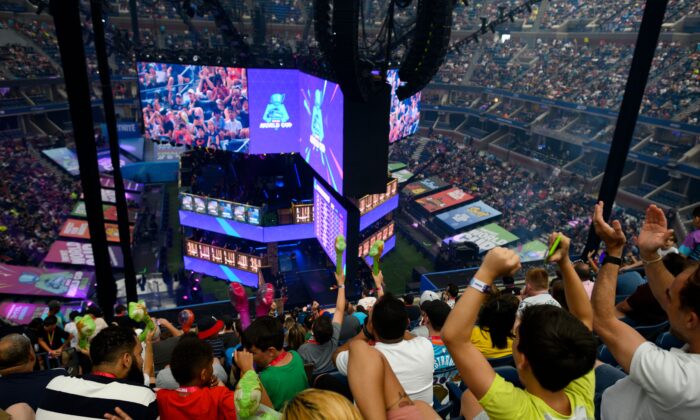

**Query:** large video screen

left=248, top=69, right=300, bottom=154
left=388, top=69, right=421, bottom=143
left=436, top=201, right=502, bottom=232
left=416, top=187, right=474, bottom=214
left=300, top=75, right=345, bottom=195
left=137, top=62, right=250, bottom=153
left=313, top=179, right=347, bottom=272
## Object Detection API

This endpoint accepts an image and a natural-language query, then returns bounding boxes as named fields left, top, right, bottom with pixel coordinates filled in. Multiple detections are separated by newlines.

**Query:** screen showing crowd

left=137, top=62, right=250, bottom=153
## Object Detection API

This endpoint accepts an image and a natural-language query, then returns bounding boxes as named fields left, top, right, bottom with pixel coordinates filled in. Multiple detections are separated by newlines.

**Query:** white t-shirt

left=601, top=342, right=700, bottom=420
left=335, top=337, right=434, bottom=404
left=517, top=293, right=561, bottom=317
left=357, top=297, right=377, bottom=310
left=64, top=321, right=78, bottom=349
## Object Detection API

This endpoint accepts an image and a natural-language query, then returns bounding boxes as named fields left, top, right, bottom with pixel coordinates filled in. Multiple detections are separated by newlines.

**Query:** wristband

left=468, top=278, right=491, bottom=294
left=602, top=255, right=622, bottom=266
left=641, top=254, right=663, bottom=265
left=337, top=284, right=345, bottom=289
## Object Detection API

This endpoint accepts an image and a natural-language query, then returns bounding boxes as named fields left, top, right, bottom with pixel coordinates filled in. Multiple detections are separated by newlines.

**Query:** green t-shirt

left=479, top=369, right=595, bottom=420
left=259, top=350, right=308, bottom=411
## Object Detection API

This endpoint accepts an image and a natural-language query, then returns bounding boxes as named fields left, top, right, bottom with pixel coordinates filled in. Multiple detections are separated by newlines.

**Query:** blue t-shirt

left=430, top=337, right=457, bottom=385
left=352, top=312, right=367, bottom=325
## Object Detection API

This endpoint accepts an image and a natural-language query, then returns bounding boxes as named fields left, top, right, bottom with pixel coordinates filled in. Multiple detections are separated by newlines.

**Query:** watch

left=469, top=278, right=491, bottom=294
left=602, top=255, right=622, bottom=266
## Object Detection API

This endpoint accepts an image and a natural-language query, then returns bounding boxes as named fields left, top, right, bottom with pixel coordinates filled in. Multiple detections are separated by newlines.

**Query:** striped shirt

left=36, top=374, right=158, bottom=420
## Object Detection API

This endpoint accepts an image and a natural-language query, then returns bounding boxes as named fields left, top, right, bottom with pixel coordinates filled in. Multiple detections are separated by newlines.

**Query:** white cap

left=419, top=290, right=440, bottom=306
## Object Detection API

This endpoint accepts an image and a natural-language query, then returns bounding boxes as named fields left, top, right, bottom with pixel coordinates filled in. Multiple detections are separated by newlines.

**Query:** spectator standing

left=220, top=315, right=240, bottom=349
left=518, top=267, right=562, bottom=316
left=41, top=301, right=65, bottom=329
left=679, top=206, right=700, bottom=261
left=298, top=272, right=346, bottom=375
left=37, top=315, right=70, bottom=368
left=421, top=300, right=455, bottom=378
left=470, top=293, right=519, bottom=359
left=592, top=203, right=700, bottom=419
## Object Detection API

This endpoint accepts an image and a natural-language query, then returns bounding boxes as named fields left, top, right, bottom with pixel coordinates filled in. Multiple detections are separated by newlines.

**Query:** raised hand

left=479, top=247, right=521, bottom=281
left=638, top=204, right=674, bottom=258
left=593, top=201, right=626, bottom=252
left=235, top=349, right=255, bottom=373
left=546, top=232, right=571, bottom=264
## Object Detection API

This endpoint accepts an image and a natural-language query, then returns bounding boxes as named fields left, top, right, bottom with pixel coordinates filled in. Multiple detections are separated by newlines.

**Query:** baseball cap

left=197, top=316, right=224, bottom=340
left=419, top=290, right=440, bottom=306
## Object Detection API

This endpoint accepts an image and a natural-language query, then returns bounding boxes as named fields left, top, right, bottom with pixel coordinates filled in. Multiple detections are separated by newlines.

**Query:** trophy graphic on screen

left=262, top=93, right=290, bottom=129
left=309, top=89, right=326, bottom=153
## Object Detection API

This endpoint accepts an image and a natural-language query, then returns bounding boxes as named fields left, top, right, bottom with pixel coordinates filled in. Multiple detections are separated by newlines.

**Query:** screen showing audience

left=388, top=69, right=421, bottom=143
left=137, top=62, right=250, bottom=153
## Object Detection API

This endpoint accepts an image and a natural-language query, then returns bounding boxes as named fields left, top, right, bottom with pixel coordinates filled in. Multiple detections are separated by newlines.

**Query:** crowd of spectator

left=1, top=204, right=698, bottom=419
left=391, top=134, right=646, bottom=255
left=0, top=44, right=57, bottom=80
left=0, top=139, right=80, bottom=265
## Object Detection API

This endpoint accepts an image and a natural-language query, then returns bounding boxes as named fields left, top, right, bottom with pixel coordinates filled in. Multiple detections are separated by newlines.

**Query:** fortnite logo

left=261, top=93, right=292, bottom=130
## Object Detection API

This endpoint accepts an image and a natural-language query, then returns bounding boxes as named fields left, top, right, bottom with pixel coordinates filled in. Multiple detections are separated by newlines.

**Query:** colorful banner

left=436, top=201, right=502, bottom=231
left=100, top=175, right=144, bottom=192
left=71, top=201, right=137, bottom=224
left=514, top=240, right=550, bottom=263
left=391, top=169, right=414, bottom=183
left=416, top=187, right=475, bottom=213
left=0, top=302, right=84, bottom=325
left=388, top=162, right=407, bottom=172
left=42, top=147, right=80, bottom=176
left=44, top=240, right=124, bottom=268
left=59, top=218, right=133, bottom=243
left=443, top=223, right=518, bottom=252
left=0, top=263, right=92, bottom=299
left=403, top=177, right=449, bottom=197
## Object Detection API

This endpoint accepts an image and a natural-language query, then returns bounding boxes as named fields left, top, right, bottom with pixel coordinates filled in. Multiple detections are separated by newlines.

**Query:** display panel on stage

left=403, top=177, right=449, bottom=198
left=0, top=263, right=93, bottom=299
left=313, top=178, right=348, bottom=271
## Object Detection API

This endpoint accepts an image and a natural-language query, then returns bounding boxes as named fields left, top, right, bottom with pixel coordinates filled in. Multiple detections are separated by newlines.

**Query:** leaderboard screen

left=137, top=62, right=250, bottom=153
left=300, top=74, right=345, bottom=195
left=313, top=179, right=347, bottom=271
left=388, top=69, right=421, bottom=143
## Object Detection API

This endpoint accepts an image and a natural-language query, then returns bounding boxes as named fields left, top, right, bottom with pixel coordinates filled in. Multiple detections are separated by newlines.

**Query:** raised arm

left=637, top=204, right=676, bottom=312
left=156, top=318, right=183, bottom=337
left=442, top=247, right=521, bottom=399
left=372, top=271, right=385, bottom=298
left=332, top=272, right=346, bottom=326
left=591, top=201, right=646, bottom=372
left=547, top=233, right=593, bottom=330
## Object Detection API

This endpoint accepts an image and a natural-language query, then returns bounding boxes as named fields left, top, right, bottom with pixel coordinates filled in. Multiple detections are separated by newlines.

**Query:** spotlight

left=192, top=55, right=199, bottom=62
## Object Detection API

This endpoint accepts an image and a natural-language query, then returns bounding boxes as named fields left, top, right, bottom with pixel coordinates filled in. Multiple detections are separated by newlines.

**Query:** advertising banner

left=514, top=240, right=550, bottom=263
left=416, top=187, right=475, bottom=213
left=436, top=201, right=502, bottom=231
left=403, top=177, right=448, bottom=197
left=42, top=147, right=80, bottom=176
left=44, top=240, right=124, bottom=268
left=0, top=263, right=92, bottom=299
left=59, top=219, right=133, bottom=243
left=71, top=201, right=136, bottom=224
left=443, top=223, right=518, bottom=252
left=248, top=69, right=300, bottom=154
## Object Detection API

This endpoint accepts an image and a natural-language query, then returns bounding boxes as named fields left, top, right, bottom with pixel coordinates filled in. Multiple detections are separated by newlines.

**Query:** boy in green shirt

left=443, top=234, right=598, bottom=419
left=242, top=316, right=308, bottom=410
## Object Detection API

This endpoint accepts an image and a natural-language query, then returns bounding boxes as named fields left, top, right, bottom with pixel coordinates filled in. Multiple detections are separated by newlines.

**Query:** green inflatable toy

left=128, top=301, right=156, bottom=342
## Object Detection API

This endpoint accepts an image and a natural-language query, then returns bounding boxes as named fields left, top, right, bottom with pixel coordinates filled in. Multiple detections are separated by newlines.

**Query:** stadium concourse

left=1, top=0, right=700, bottom=419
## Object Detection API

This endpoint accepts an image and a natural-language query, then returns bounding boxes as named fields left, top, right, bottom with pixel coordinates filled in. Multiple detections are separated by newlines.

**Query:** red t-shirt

left=157, top=386, right=237, bottom=420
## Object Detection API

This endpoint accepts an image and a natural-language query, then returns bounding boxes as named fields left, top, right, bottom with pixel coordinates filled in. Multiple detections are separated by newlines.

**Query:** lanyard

left=175, top=386, right=200, bottom=394
left=47, top=331, right=55, bottom=346
left=308, top=339, right=319, bottom=345
left=92, top=371, right=117, bottom=379
left=268, top=351, right=288, bottom=367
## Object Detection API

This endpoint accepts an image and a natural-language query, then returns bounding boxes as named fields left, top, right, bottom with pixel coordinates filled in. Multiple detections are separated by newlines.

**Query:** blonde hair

left=282, top=389, right=362, bottom=420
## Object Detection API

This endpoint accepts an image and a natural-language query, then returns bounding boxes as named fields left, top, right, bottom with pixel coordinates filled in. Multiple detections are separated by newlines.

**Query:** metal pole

left=582, top=0, right=669, bottom=258
left=90, top=0, right=139, bottom=303
left=50, top=0, right=116, bottom=320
